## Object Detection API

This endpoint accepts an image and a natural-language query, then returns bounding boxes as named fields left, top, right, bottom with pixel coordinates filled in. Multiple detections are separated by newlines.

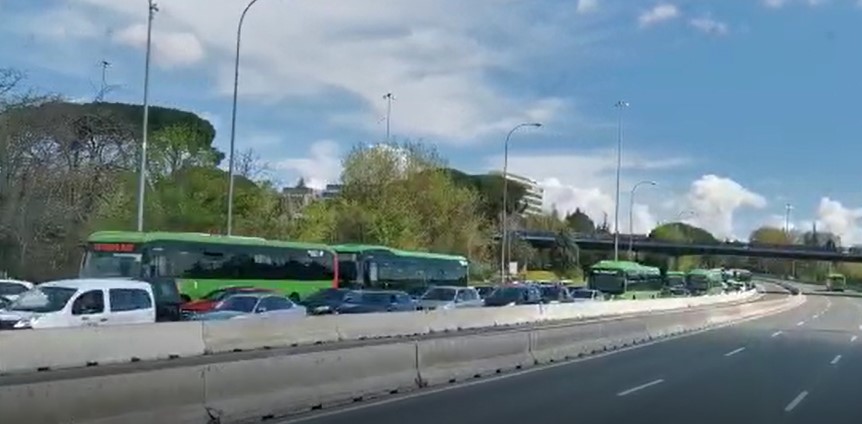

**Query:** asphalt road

left=283, top=288, right=862, bottom=424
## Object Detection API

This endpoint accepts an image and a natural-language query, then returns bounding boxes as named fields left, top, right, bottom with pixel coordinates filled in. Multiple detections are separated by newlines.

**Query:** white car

left=0, top=279, right=156, bottom=330
left=0, top=279, right=35, bottom=302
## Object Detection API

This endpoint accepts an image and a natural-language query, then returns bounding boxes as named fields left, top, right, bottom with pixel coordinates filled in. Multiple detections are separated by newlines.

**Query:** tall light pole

left=136, top=0, right=157, bottom=232
left=629, top=180, right=657, bottom=258
left=226, top=0, right=262, bottom=236
left=784, top=203, right=793, bottom=235
left=383, top=92, right=395, bottom=143
left=500, top=122, right=542, bottom=281
left=613, top=100, right=629, bottom=261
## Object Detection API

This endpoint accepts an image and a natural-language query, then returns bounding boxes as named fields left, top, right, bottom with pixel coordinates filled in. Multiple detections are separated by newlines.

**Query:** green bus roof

left=666, top=271, right=686, bottom=277
left=87, top=231, right=334, bottom=252
left=828, top=273, right=846, bottom=278
left=687, top=268, right=719, bottom=276
left=330, top=243, right=467, bottom=262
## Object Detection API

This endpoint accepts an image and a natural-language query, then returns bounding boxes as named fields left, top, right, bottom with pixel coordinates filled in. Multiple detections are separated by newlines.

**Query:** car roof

left=40, top=278, right=152, bottom=291
left=223, top=292, right=285, bottom=300
left=427, top=285, right=472, bottom=290
left=0, top=279, right=34, bottom=287
left=349, top=290, right=407, bottom=295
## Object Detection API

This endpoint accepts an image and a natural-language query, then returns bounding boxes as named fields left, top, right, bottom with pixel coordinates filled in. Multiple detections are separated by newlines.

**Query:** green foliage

left=564, top=208, right=596, bottom=233
left=446, top=168, right=527, bottom=222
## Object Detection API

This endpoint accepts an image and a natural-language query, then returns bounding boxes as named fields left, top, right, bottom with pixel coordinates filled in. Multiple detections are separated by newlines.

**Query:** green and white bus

left=685, top=269, right=724, bottom=294
left=332, top=244, right=469, bottom=296
left=826, top=273, right=846, bottom=292
left=665, top=271, right=686, bottom=287
left=80, top=231, right=338, bottom=302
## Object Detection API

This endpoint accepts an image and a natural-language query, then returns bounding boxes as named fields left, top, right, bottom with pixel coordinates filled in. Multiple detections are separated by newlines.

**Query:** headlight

left=13, top=318, right=34, bottom=329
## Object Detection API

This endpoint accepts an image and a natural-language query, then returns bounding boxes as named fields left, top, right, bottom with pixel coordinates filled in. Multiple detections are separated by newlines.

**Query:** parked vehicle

left=570, top=288, right=603, bottom=302
left=189, top=293, right=306, bottom=321
left=0, top=279, right=34, bottom=302
left=0, top=279, right=155, bottom=330
left=303, top=288, right=352, bottom=315
left=416, top=286, right=483, bottom=310
left=0, top=296, right=11, bottom=310
left=471, top=285, right=497, bottom=299
left=538, top=284, right=574, bottom=303
left=483, top=285, right=543, bottom=307
left=180, top=286, right=275, bottom=315
left=335, top=290, right=416, bottom=314
left=826, top=273, right=846, bottom=292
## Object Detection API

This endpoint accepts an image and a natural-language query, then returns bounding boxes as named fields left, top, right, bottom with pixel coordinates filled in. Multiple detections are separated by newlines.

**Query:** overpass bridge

left=510, top=230, right=862, bottom=263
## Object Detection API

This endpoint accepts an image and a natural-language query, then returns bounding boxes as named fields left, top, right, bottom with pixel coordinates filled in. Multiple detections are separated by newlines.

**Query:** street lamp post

left=612, top=100, right=629, bottom=261
left=500, top=122, right=542, bottom=282
left=226, top=0, right=262, bottom=236
left=136, top=0, right=157, bottom=232
left=628, top=180, right=657, bottom=258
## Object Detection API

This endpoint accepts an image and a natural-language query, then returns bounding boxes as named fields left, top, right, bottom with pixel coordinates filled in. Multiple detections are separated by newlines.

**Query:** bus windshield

left=80, top=251, right=142, bottom=279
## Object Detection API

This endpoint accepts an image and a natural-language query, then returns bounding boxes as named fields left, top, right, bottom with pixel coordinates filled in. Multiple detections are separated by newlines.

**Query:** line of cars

left=0, top=277, right=602, bottom=331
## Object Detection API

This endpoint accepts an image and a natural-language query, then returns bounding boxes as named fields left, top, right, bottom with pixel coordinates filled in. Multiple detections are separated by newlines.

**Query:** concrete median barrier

left=202, top=315, right=341, bottom=354
left=203, top=342, right=419, bottom=422
left=416, top=331, right=532, bottom=386
left=0, top=322, right=205, bottom=374
left=1, top=366, right=207, bottom=424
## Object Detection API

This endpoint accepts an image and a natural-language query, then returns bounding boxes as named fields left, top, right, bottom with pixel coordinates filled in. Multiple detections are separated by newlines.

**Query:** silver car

left=417, top=286, right=483, bottom=310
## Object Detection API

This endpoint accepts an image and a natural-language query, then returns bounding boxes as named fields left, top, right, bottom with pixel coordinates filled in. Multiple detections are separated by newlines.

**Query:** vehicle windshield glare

left=348, top=292, right=392, bottom=304
left=216, top=296, right=258, bottom=313
left=308, top=288, right=349, bottom=302
left=0, top=282, right=29, bottom=297
left=80, top=251, right=142, bottom=279
left=9, top=287, right=77, bottom=313
left=421, top=288, right=457, bottom=301
left=490, top=287, right=524, bottom=300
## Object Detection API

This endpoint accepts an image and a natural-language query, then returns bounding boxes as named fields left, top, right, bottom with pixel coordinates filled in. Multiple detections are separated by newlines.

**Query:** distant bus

left=665, top=271, right=686, bottom=287
left=685, top=269, right=724, bottom=294
left=587, top=260, right=647, bottom=295
left=80, top=231, right=337, bottom=302
left=331, top=244, right=468, bottom=296
left=826, top=273, right=846, bottom=292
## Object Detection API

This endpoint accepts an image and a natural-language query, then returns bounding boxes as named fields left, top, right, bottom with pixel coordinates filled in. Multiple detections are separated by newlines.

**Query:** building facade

left=490, top=171, right=544, bottom=216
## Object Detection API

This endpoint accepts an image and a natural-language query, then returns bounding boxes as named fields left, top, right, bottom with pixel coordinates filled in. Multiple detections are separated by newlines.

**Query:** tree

left=549, top=228, right=579, bottom=278
left=445, top=168, right=527, bottom=224
left=646, top=222, right=718, bottom=271
left=564, top=208, right=596, bottom=233
left=749, top=226, right=793, bottom=245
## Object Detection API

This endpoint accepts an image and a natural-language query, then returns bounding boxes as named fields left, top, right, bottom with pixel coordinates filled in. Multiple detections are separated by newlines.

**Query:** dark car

left=472, top=285, right=497, bottom=299
left=335, top=290, right=417, bottom=314
left=484, top=285, right=543, bottom=307
left=303, top=288, right=352, bottom=315
left=538, top=284, right=574, bottom=303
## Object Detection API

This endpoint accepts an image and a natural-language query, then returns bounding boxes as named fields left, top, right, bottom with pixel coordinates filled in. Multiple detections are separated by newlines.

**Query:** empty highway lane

left=283, top=293, right=862, bottom=424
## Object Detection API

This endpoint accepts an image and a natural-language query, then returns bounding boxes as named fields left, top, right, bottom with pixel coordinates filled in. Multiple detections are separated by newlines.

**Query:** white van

left=0, top=279, right=34, bottom=302
left=0, top=279, right=156, bottom=330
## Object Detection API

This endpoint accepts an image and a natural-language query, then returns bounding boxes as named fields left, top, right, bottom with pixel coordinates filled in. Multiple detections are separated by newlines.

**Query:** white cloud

left=685, top=175, right=767, bottom=239
left=272, top=140, right=342, bottom=190
left=114, top=24, right=205, bottom=68
left=576, top=0, right=599, bottom=14
left=816, top=197, right=862, bottom=245
left=61, top=0, right=581, bottom=142
left=638, top=4, right=680, bottom=28
left=689, top=17, right=729, bottom=36
left=542, top=178, right=614, bottom=227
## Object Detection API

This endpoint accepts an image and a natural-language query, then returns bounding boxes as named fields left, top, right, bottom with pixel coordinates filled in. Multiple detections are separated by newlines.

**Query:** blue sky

left=3, top=0, right=862, bottom=242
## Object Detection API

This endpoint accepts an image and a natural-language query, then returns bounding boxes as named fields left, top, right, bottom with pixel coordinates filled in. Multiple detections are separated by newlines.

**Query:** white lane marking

left=771, top=331, right=783, bottom=338
left=831, top=355, right=842, bottom=365
left=852, top=335, right=858, bottom=343
left=617, top=379, right=665, bottom=397
left=797, top=321, right=805, bottom=326
left=724, top=347, right=746, bottom=357
left=812, top=314, right=820, bottom=320
left=858, top=325, right=862, bottom=331
left=784, top=390, right=809, bottom=412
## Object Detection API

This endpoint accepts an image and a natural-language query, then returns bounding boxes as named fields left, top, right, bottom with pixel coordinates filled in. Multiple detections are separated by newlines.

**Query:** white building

left=490, top=171, right=544, bottom=216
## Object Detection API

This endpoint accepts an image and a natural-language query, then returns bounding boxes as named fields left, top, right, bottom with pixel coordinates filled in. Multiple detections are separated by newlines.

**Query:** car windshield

left=9, top=286, right=77, bottom=313
left=571, top=290, right=595, bottom=299
left=80, top=251, right=142, bottom=279
left=350, top=292, right=392, bottom=304
left=216, top=296, right=258, bottom=313
left=0, top=282, right=29, bottom=296
left=489, top=287, right=524, bottom=300
left=422, top=288, right=457, bottom=301
left=307, top=289, right=349, bottom=302
left=540, top=286, right=563, bottom=297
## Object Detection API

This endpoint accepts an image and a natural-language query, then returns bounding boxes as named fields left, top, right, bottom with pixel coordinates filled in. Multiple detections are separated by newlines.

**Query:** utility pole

left=383, top=92, right=394, bottom=143
left=136, top=1, right=157, bottom=232
left=612, top=100, right=629, bottom=261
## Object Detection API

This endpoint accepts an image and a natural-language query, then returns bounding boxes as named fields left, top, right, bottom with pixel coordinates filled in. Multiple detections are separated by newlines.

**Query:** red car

left=180, top=287, right=275, bottom=314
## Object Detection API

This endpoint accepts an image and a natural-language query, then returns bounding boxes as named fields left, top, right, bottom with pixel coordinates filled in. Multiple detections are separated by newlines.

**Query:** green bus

left=685, top=269, right=724, bottom=294
left=826, top=273, right=846, bottom=292
left=587, top=260, right=645, bottom=294
left=665, top=271, right=686, bottom=287
left=332, top=244, right=469, bottom=296
left=80, top=231, right=337, bottom=302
